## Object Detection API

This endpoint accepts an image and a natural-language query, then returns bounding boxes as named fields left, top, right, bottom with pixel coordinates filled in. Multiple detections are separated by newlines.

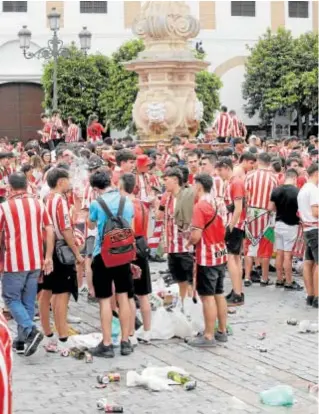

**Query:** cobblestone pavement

left=7, top=264, right=319, bottom=414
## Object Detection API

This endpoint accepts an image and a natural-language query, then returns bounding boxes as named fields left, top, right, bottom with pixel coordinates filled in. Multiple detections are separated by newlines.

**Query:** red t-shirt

left=297, top=175, right=307, bottom=189
left=224, top=176, right=246, bottom=230
left=132, top=199, right=149, bottom=238
left=192, top=198, right=227, bottom=266
left=87, top=122, right=103, bottom=142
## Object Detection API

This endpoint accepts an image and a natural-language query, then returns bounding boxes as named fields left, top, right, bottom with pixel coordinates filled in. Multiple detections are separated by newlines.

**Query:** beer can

left=108, top=373, right=121, bottom=382
left=97, top=374, right=109, bottom=385
left=60, top=349, right=70, bottom=357
left=184, top=380, right=197, bottom=391
left=96, top=398, right=108, bottom=410
left=85, top=352, right=93, bottom=363
left=104, top=405, right=124, bottom=413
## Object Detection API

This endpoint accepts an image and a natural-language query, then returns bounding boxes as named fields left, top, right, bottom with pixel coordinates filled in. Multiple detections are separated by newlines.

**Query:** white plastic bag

left=147, top=307, right=175, bottom=340
left=170, top=310, right=193, bottom=338
left=183, top=297, right=204, bottom=334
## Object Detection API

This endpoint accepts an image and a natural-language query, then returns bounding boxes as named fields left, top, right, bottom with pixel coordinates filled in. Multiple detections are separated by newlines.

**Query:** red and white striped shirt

left=0, top=194, right=51, bottom=272
left=213, top=112, right=233, bottom=138
left=164, top=194, right=189, bottom=254
left=0, top=313, right=12, bottom=414
left=45, top=192, right=72, bottom=240
left=231, top=116, right=246, bottom=138
left=87, top=122, right=103, bottom=142
left=245, top=169, right=277, bottom=210
left=41, top=122, right=53, bottom=143
left=192, top=196, right=227, bottom=267
left=66, top=124, right=79, bottom=143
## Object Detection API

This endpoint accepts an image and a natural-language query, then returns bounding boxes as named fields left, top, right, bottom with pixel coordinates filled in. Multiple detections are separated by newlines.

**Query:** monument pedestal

left=124, top=1, right=209, bottom=146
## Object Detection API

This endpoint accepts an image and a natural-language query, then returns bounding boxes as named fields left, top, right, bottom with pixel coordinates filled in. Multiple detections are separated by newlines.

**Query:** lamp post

left=18, top=8, right=92, bottom=110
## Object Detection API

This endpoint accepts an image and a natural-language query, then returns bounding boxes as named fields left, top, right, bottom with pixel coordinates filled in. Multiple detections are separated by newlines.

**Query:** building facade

left=0, top=0, right=317, bottom=140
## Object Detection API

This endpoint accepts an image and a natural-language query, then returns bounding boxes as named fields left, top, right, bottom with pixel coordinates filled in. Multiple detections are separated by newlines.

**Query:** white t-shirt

left=297, top=182, right=319, bottom=232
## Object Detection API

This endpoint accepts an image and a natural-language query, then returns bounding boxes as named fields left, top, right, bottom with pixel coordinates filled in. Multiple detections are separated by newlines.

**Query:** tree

left=281, top=32, right=318, bottom=136
left=98, top=39, right=145, bottom=132
left=42, top=45, right=110, bottom=125
left=242, top=28, right=296, bottom=124
left=195, top=71, right=222, bottom=132
left=98, top=39, right=222, bottom=132
left=242, top=28, right=318, bottom=134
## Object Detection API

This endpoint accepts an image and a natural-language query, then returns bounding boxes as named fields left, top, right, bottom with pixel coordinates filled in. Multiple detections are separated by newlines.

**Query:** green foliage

left=196, top=71, right=222, bottom=131
left=42, top=39, right=222, bottom=133
left=41, top=44, right=110, bottom=125
left=242, top=28, right=318, bottom=125
left=98, top=40, right=145, bottom=131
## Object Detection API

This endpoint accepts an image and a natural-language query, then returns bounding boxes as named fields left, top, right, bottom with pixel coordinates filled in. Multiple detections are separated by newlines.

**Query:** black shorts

left=41, top=251, right=78, bottom=300
left=217, top=137, right=226, bottom=143
left=225, top=227, right=244, bottom=255
left=304, top=229, right=319, bottom=264
left=92, top=254, right=133, bottom=299
left=131, top=256, right=152, bottom=297
left=196, top=264, right=226, bottom=296
left=168, top=252, right=194, bottom=284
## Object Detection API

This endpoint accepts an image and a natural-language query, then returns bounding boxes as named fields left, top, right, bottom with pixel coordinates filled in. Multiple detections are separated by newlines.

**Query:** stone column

left=124, top=1, right=208, bottom=146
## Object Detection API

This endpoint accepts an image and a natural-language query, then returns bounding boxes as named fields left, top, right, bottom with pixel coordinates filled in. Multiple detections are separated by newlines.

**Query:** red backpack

left=97, top=196, right=136, bottom=268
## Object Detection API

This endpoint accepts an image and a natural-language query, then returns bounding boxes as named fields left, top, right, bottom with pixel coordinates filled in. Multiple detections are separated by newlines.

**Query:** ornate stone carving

left=125, top=1, right=209, bottom=144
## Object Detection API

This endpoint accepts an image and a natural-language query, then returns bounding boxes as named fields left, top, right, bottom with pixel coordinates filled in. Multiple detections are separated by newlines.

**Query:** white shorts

left=275, top=222, right=298, bottom=252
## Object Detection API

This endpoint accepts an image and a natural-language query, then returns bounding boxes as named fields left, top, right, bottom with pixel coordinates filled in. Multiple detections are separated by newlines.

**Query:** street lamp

left=18, top=8, right=92, bottom=110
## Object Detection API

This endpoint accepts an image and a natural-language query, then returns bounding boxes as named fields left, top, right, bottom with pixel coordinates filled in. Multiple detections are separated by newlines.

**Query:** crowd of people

left=0, top=108, right=318, bottom=365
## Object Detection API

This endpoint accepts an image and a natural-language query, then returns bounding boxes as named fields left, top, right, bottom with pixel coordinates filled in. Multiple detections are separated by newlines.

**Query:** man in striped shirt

left=0, top=152, right=11, bottom=203
left=66, top=116, right=79, bottom=143
left=213, top=106, right=233, bottom=143
left=229, top=110, right=247, bottom=140
left=187, top=174, right=228, bottom=347
left=0, top=172, right=54, bottom=356
left=162, top=167, right=194, bottom=308
left=244, top=153, right=277, bottom=286
left=39, top=168, right=84, bottom=352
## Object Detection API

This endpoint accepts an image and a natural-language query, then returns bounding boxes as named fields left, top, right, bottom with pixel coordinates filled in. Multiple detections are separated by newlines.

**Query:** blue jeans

left=2, top=270, right=40, bottom=342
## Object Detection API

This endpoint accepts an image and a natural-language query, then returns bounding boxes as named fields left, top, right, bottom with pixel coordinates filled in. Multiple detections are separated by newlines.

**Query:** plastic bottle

left=167, top=371, right=191, bottom=385
left=260, top=385, right=294, bottom=406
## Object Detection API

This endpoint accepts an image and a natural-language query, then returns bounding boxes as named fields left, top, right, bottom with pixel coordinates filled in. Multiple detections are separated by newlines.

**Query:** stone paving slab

left=6, top=265, right=319, bottom=413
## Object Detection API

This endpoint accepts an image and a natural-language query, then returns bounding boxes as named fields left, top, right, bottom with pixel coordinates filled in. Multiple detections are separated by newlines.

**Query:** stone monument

left=125, top=1, right=208, bottom=145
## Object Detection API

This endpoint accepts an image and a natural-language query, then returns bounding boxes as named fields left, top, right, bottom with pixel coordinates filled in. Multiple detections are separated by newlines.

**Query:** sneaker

left=137, top=330, right=151, bottom=344
left=227, top=292, right=244, bottom=307
left=306, top=295, right=314, bottom=306
left=89, top=341, right=114, bottom=358
left=214, top=331, right=228, bottom=343
left=284, top=281, right=303, bottom=291
left=225, top=290, right=234, bottom=300
left=187, top=335, right=217, bottom=348
left=275, top=279, right=285, bottom=288
left=129, top=334, right=138, bottom=348
left=12, top=339, right=25, bottom=354
left=244, top=279, right=252, bottom=287
left=260, top=279, right=274, bottom=287
left=312, top=297, right=319, bottom=309
left=67, top=315, right=82, bottom=324
left=24, top=327, right=44, bottom=357
left=44, top=339, right=59, bottom=353
left=251, top=270, right=261, bottom=283
left=120, top=340, right=133, bottom=356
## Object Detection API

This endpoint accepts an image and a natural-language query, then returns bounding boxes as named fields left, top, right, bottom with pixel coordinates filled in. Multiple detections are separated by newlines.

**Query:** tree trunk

left=297, top=109, right=303, bottom=138
left=304, top=113, right=310, bottom=139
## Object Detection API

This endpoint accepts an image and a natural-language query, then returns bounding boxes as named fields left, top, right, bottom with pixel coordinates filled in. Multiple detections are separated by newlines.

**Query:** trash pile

left=286, top=319, right=318, bottom=333
left=126, top=366, right=196, bottom=392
